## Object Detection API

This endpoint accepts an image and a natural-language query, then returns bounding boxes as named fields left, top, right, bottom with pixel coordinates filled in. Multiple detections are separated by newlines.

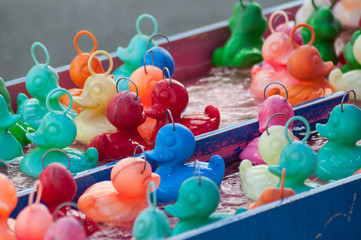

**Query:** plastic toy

left=276, top=24, right=335, bottom=106
left=133, top=182, right=171, bottom=240
left=212, top=0, right=267, bottom=67
left=17, top=42, right=77, bottom=130
left=145, top=119, right=225, bottom=203
left=143, top=33, right=175, bottom=78
left=315, top=90, right=361, bottom=181
left=250, top=11, right=301, bottom=98
left=0, top=95, right=23, bottom=164
left=268, top=116, right=319, bottom=194
left=341, top=29, right=361, bottom=73
left=113, top=14, right=158, bottom=91
left=247, top=169, right=295, bottom=210
left=88, top=78, right=150, bottom=161
left=19, top=88, right=98, bottom=178
left=300, top=0, right=343, bottom=64
left=240, top=83, right=294, bottom=165
left=333, top=0, right=361, bottom=28
left=0, top=77, right=34, bottom=146
left=0, top=173, right=17, bottom=240
left=144, top=72, right=220, bottom=143
left=74, top=50, right=117, bottom=144
left=165, top=175, right=231, bottom=236
left=78, top=154, right=160, bottom=224
left=44, top=216, right=87, bottom=240
left=15, top=181, right=53, bottom=240
left=295, top=0, right=331, bottom=24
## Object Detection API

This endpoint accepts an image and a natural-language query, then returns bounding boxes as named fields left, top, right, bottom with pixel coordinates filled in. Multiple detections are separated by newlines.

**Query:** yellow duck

left=73, top=50, right=117, bottom=144
left=329, top=35, right=361, bottom=101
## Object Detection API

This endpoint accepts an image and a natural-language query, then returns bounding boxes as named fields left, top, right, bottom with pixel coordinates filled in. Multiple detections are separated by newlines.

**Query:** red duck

left=144, top=78, right=220, bottom=143
left=88, top=90, right=150, bottom=161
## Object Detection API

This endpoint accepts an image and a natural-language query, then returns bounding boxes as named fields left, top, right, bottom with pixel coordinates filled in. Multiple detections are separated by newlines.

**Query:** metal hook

left=147, top=33, right=171, bottom=52
left=162, top=67, right=172, bottom=87
left=42, top=149, right=71, bottom=170
left=144, top=49, right=155, bottom=74
left=311, top=0, right=335, bottom=10
left=133, top=145, right=147, bottom=174
left=165, top=109, right=176, bottom=131
left=116, top=77, right=139, bottom=100
left=341, top=90, right=357, bottom=113
left=264, top=82, right=288, bottom=102
left=265, top=113, right=289, bottom=135
left=52, top=201, right=85, bottom=226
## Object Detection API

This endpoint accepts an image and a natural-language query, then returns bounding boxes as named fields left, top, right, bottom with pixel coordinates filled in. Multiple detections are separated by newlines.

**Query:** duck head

left=165, top=176, right=219, bottom=221
left=316, top=104, right=361, bottom=145
left=0, top=173, right=17, bottom=218
left=0, top=77, right=13, bottom=114
left=106, top=91, right=146, bottom=130
left=145, top=79, right=189, bottom=120
left=0, top=95, right=20, bottom=129
left=287, top=45, right=333, bottom=81
left=110, top=157, right=160, bottom=198
left=353, top=34, right=361, bottom=64
left=26, top=111, right=77, bottom=148
left=73, top=74, right=116, bottom=111
left=233, top=1, right=267, bottom=36
left=262, top=33, right=294, bottom=68
left=145, top=123, right=196, bottom=164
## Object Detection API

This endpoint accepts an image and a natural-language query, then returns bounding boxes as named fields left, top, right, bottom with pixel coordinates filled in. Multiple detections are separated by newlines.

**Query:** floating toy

left=113, top=14, right=158, bottom=91
left=300, top=0, right=343, bottom=64
left=250, top=11, right=301, bottom=98
left=144, top=71, right=220, bottom=143
left=17, top=42, right=77, bottom=130
left=330, top=36, right=361, bottom=101
left=333, top=0, right=361, bottom=28
left=315, top=90, right=361, bottom=181
left=212, top=0, right=267, bottom=67
left=44, top=216, right=86, bottom=240
left=145, top=118, right=225, bottom=203
left=0, top=173, right=17, bottom=240
left=0, top=77, right=34, bottom=146
left=247, top=169, right=295, bottom=210
left=133, top=182, right=171, bottom=240
left=19, top=88, right=98, bottom=178
left=273, top=24, right=334, bottom=106
left=143, top=34, right=175, bottom=78
left=78, top=153, right=160, bottom=224
left=240, top=83, right=294, bottom=165
left=295, top=0, right=331, bottom=24
left=341, top=29, right=361, bottom=73
left=88, top=78, right=150, bottom=161
left=74, top=50, right=117, bottom=144
left=15, top=181, right=53, bottom=240
left=269, top=116, right=319, bottom=194
left=165, top=175, right=231, bottom=236
left=0, top=95, right=23, bottom=164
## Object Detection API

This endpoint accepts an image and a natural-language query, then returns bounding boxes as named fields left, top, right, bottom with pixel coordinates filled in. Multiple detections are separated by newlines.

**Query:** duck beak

left=26, top=129, right=52, bottom=147
left=48, top=89, right=66, bottom=100
left=0, top=202, right=10, bottom=217
left=144, top=104, right=167, bottom=119
left=165, top=202, right=197, bottom=219
left=316, top=122, right=336, bottom=140
left=268, top=165, right=283, bottom=177
left=319, top=61, right=333, bottom=75
left=145, top=148, right=175, bottom=163
left=3, top=114, right=20, bottom=127
left=73, top=91, right=98, bottom=108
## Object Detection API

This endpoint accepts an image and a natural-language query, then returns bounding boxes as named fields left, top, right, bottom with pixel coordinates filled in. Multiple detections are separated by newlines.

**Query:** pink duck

left=88, top=79, right=150, bottom=162
left=0, top=174, right=17, bottom=240
left=251, top=11, right=302, bottom=99
left=240, top=83, right=294, bottom=165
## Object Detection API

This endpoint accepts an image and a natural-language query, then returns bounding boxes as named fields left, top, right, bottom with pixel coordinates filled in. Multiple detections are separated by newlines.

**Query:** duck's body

left=0, top=174, right=17, bottom=240
left=329, top=69, right=361, bottom=101
left=342, top=29, right=361, bottom=73
left=333, top=0, right=361, bottom=28
left=295, top=0, right=331, bottom=24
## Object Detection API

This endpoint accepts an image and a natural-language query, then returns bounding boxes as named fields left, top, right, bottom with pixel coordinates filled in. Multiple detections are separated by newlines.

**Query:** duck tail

left=17, top=93, right=28, bottom=109
left=204, top=105, right=220, bottom=129
left=208, top=155, right=225, bottom=186
left=84, top=147, right=99, bottom=168
left=328, top=69, right=343, bottom=89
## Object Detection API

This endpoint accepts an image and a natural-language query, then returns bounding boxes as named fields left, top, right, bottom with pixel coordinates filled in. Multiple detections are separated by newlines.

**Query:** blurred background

left=0, top=0, right=289, bottom=81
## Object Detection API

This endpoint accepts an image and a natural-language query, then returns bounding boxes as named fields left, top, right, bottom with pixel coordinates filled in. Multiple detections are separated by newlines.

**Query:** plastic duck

left=133, top=182, right=171, bottom=240
left=144, top=75, right=220, bottom=143
left=143, top=34, right=175, bottom=78
left=19, top=88, right=98, bottom=178
left=212, top=0, right=267, bottom=67
left=340, top=29, right=361, bottom=73
left=60, top=30, right=105, bottom=113
left=240, top=83, right=294, bottom=165
left=0, top=77, right=34, bottom=146
left=300, top=0, right=343, bottom=64
left=0, top=95, right=23, bottom=164
left=73, top=50, right=117, bottom=144
left=15, top=181, right=53, bottom=240
left=165, top=176, right=231, bottom=236
left=78, top=156, right=160, bottom=224
left=295, top=0, right=331, bottom=24
left=145, top=121, right=225, bottom=203
left=269, top=116, right=319, bottom=194
left=250, top=11, right=302, bottom=98
left=315, top=91, right=361, bottom=181
left=273, top=24, right=335, bottom=106
left=88, top=79, right=150, bottom=161
left=330, top=36, right=361, bottom=100
left=0, top=173, right=17, bottom=240
left=247, top=169, right=295, bottom=210
left=333, top=0, right=361, bottom=28
left=17, top=42, right=77, bottom=130
left=44, top=216, right=87, bottom=240
left=113, top=14, right=158, bottom=91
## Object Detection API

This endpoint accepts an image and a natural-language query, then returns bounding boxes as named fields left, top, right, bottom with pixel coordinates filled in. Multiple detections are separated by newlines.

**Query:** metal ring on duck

left=116, top=77, right=139, bottom=100
left=263, top=82, right=289, bottom=102
left=265, top=113, right=289, bottom=136
left=133, top=144, right=147, bottom=174
left=165, top=109, right=176, bottom=131
left=341, top=90, right=357, bottom=113
left=143, top=49, right=155, bottom=74
left=52, top=201, right=85, bottom=225
left=162, top=67, right=172, bottom=87
left=311, top=0, right=335, bottom=10
left=147, top=33, right=171, bottom=52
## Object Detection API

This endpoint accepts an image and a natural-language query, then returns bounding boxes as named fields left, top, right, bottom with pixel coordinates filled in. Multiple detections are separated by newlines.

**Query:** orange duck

left=0, top=174, right=17, bottom=240
left=269, top=24, right=334, bottom=106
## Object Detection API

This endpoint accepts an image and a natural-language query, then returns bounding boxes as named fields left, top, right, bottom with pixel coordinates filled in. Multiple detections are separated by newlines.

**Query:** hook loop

left=88, top=50, right=113, bottom=76
left=147, top=33, right=171, bottom=51
left=284, top=116, right=310, bottom=143
left=144, top=50, right=155, bottom=74
left=165, top=109, right=176, bottom=131
left=52, top=201, right=84, bottom=226
left=28, top=180, right=43, bottom=208
left=269, top=10, right=289, bottom=35
left=136, top=14, right=158, bottom=36
left=74, top=30, right=97, bottom=55
left=116, top=77, right=139, bottom=100
left=311, top=0, right=335, bottom=10
left=133, top=145, right=147, bottom=174
left=266, top=113, right=289, bottom=135
left=42, top=149, right=71, bottom=170
left=46, top=88, right=73, bottom=115
left=290, top=24, right=315, bottom=48
left=31, top=42, right=50, bottom=66
left=162, top=67, right=172, bottom=87
left=264, top=82, right=288, bottom=102
left=341, top=90, right=357, bottom=113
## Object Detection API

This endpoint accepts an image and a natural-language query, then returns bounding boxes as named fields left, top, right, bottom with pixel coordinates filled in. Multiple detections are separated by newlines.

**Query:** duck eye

left=332, top=115, right=339, bottom=126
left=81, top=64, right=88, bottom=76
left=134, top=218, right=149, bottom=238
left=47, top=124, right=59, bottom=135
left=187, top=192, right=200, bottom=204
left=270, top=42, right=281, bottom=53
left=291, top=152, right=302, bottom=161
left=92, top=85, right=102, bottom=95
left=311, top=54, right=320, bottom=65
left=271, top=140, right=282, bottom=151
left=159, top=90, right=170, bottom=101
left=164, top=134, right=176, bottom=146
left=33, top=77, right=44, bottom=88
